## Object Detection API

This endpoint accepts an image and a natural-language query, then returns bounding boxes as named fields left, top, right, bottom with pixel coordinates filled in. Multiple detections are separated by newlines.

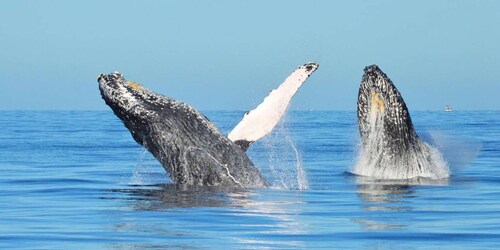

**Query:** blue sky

left=0, top=0, right=499, bottom=110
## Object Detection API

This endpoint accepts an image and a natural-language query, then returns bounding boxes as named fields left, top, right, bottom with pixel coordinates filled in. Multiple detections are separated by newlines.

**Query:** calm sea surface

left=0, top=110, right=499, bottom=249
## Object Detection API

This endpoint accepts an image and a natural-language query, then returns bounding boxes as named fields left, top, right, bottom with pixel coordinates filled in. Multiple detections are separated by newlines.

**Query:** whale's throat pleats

left=370, top=91, right=385, bottom=114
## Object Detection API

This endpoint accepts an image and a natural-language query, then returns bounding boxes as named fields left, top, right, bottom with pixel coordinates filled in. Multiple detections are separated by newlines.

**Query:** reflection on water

left=356, top=176, right=449, bottom=204
left=108, top=184, right=308, bottom=249
left=110, top=184, right=252, bottom=210
left=354, top=176, right=449, bottom=230
left=351, top=218, right=405, bottom=230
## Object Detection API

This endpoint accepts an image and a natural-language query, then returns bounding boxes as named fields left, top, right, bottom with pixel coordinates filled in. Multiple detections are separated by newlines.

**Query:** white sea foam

left=353, top=110, right=450, bottom=179
left=259, top=115, right=309, bottom=190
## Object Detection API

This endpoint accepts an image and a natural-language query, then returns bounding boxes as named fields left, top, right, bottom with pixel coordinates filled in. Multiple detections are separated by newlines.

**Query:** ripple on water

left=0, top=111, right=499, bottom=249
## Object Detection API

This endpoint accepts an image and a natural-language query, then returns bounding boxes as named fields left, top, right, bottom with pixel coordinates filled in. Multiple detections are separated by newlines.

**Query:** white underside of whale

left=228, top=63, right=318, bottom=145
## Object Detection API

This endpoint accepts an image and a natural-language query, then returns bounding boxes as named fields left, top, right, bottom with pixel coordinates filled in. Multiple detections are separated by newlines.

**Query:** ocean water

left=0, top=110, right=499, bottom=249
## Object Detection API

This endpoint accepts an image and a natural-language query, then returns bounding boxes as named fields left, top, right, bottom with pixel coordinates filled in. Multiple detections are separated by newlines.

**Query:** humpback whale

left=98, top=63, right=318, bottom=187
left=354, top=65, right=449, bottom=179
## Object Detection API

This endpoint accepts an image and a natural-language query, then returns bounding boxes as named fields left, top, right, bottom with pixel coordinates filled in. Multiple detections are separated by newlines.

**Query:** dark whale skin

left=98, top=72, right=268, bottom=187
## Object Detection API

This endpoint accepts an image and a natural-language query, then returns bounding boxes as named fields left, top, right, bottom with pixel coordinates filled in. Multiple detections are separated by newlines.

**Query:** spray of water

left=422, top=131, right=481, bottom=174
left=353, top=109, right=450, bottom=179
left=129, top=148, right=169, bottom=185
left=290, top=134, right=309, bottom=190
left=260, top=115, right=309, bottom=190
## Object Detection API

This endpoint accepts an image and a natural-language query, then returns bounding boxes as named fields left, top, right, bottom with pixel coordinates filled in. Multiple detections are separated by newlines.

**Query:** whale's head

left=98, top=72, right=141, bottom=115
left=354, top=65, right=450, bottom=179
left=98, top=72, right=168, bottom=144
left=357, top=65, right=418, bottom=148
left=97, top=71, right=215, bottom=157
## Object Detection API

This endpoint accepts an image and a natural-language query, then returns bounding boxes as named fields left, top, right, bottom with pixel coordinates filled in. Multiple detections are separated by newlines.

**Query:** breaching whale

left=354, top=65, right=449, bottom=179
left=98, top=63, right=318, bottom=187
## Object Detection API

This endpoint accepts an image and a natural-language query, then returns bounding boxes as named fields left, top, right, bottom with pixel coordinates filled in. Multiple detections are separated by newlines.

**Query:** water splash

left=422, top=131, right=482, bottom=174
left=259, top=115, right=309, bottom=190
left=353, top=109, right=449, bottom=179
left=290, top=134, right=308, bottom=190
left=129, top=149, right=169, bottom=185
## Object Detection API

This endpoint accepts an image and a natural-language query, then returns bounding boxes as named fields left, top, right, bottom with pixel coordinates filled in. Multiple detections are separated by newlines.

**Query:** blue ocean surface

left=0, top=110, right=499, bottom=249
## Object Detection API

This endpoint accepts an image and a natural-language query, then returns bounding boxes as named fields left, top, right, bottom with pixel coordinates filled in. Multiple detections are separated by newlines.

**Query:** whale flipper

left=228, top=62, right=319, bottom=151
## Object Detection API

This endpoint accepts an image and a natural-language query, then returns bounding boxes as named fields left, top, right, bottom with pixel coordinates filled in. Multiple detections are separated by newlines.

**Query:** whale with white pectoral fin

left=354, top=65, right=449, bottom=180
left=98, top=62, right=318, bottom=188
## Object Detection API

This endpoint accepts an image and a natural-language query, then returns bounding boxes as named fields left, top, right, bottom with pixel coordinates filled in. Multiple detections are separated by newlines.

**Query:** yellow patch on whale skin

left=370, top=91, right=385, bottom=113
left=127, top=81, right=143, bottom=90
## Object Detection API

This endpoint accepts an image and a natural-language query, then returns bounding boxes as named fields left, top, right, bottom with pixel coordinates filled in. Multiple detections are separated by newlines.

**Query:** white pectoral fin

left=228, top=62, right=319, bottom=151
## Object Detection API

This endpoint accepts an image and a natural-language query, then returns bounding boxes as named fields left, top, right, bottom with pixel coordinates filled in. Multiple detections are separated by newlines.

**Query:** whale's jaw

left=355, top=65, right=449, bottom=179
left=357, top=65, right=418, bottom=151
left=98, top=72, right=268, bottom=187
left=98, top=73, right=153, bottom=147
